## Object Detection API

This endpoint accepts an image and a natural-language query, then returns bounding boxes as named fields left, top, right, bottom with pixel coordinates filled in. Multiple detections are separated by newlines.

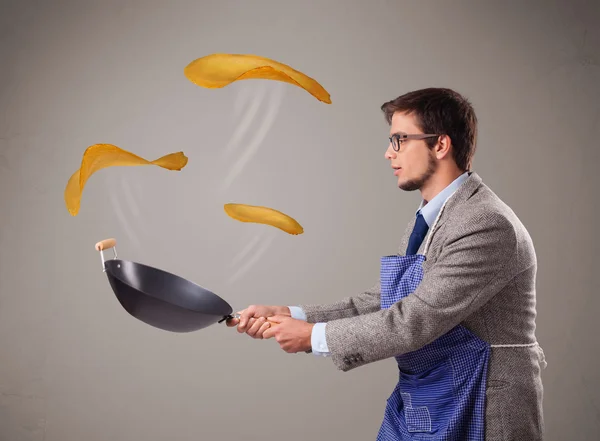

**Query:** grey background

left=1, top=0, right=598, bottom=440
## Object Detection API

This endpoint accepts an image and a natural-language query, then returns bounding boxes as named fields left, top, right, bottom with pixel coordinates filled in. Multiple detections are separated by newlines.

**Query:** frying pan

left=95, top=238, right=243, bottom=332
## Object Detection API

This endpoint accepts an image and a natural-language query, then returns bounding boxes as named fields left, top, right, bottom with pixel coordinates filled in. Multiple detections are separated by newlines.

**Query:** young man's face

left=385, top=111, right=438, bottom=192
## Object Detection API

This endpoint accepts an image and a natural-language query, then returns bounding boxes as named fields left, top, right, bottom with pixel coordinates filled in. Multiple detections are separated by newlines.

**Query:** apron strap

left=490, top=342, right=538, bottom=348
left=491, top=342, right=547, bottom=369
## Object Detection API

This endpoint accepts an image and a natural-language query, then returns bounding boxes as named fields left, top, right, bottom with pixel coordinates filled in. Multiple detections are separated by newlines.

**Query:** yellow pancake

left=224, top=203, right=304, bottom=235
left=65, top=143, right=188, bottom=216
left=184, top=53, right=331, bottom=104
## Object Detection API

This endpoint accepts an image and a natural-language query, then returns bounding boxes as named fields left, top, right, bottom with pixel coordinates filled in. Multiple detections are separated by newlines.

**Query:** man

left=227, top=87, right=546, bottom=440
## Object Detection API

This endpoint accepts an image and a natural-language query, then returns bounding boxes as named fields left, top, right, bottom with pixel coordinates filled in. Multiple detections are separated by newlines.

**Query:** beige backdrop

left=1, top=0, right=598, bottom=440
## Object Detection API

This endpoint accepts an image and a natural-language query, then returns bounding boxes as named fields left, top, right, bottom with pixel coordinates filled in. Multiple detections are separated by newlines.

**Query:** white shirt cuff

left=311, top=322, right=330, bottom=356
left=288, top=306, right=307, bottom=321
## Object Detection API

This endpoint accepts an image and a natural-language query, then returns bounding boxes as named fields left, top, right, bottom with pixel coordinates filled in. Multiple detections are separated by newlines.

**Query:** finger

left=237, top=316, right=257, bottom=333
left=247, top=317, right=267, bottom=338
left=238, top=308, right=259, bottom=331
left=263, top=326, right=276, bottom=339
left=255, top=321, right=271, bottom=338
left=225, top=317, right=239, bottom=327
left=238, top=306, right=256, bottom=329
left=267, top=314, right=286, bottom=324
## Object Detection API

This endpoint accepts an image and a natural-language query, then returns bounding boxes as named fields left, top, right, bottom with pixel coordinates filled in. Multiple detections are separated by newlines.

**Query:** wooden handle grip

left=231, top=313, right=278, bottom=325
left=95, top=238, right=116, bottom=251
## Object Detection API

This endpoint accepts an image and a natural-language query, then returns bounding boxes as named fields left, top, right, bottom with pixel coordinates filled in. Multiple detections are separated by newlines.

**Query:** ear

left=434, top=135, right=452, bottom=160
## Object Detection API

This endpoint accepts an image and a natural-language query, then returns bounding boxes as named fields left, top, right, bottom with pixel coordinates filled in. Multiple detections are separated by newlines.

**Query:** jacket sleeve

left=295, top=219, right=415, bottom=324
left=324, top=211, right=519, bottom=372
left=296, top=281, right=381, bottom=323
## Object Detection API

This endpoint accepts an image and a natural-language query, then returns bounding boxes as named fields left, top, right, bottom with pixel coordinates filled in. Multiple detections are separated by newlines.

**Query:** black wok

left=95, top=238, right=241, bottom=332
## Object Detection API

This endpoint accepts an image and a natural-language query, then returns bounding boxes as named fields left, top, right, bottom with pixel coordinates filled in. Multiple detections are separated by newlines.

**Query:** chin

left=398, top=178, right=421, bottom=192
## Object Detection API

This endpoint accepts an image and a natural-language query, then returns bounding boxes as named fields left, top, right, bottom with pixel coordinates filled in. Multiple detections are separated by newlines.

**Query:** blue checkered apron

left=376, top=210, right=490, bottom=440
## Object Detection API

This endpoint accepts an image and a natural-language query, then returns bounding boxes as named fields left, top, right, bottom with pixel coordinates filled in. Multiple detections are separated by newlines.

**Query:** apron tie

left=490, top=342, right=548, bottom=370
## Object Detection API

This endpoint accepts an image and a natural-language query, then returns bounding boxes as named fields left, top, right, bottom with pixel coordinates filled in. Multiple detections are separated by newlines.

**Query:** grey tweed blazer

left=298, top=172, right=546, bottom=440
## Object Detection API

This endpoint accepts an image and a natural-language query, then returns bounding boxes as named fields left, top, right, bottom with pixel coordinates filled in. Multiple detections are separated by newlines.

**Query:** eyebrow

left=390, top=131, right=407, bottom=136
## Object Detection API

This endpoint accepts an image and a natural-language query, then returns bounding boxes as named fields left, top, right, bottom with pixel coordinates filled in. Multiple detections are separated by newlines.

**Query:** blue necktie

left=406, top=212, right=429, bottom=255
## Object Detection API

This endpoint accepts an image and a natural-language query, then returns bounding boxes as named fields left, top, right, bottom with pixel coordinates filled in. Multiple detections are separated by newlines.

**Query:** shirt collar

left=417, top=171, right=470, bottom=227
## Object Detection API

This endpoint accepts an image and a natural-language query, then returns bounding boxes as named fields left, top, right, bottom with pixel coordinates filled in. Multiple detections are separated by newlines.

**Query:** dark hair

left=381, top=87, right=477, bottom=171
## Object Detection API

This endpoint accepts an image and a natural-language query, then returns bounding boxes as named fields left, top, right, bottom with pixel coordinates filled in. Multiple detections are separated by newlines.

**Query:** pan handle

left=95, top=238, right=118, bottom=272
left=218, top=312, right=245, bottom=323
left=221, top=313, right=280, bottom=327
left=95, top=238, right=117, bottom=251
left=219, top=313, right=278, bottom=325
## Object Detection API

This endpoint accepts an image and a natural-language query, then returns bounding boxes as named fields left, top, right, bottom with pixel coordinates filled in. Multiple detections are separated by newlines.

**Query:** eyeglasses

left=389, top=133, right=440, bottom=152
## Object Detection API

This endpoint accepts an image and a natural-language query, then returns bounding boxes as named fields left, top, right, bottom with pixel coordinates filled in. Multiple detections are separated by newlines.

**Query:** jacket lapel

left=397, top=216, right=416, bottom=254
left=397, top=172, right=484, bottom=255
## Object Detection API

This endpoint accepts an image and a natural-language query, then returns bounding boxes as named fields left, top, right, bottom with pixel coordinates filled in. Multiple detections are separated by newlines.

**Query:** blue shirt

left=289, top=172, right=470, bottom=356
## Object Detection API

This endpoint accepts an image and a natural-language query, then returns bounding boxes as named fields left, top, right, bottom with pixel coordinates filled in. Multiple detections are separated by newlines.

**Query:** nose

left=384, top=143, right=396, bottom=160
